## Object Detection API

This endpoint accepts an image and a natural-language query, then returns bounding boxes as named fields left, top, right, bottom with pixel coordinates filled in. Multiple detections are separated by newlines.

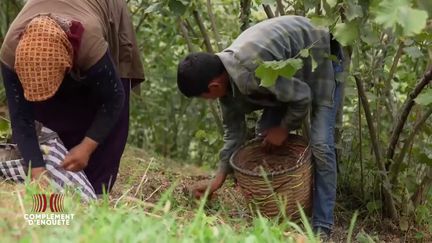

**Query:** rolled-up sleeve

left=218, top=97, right=247, bottom=174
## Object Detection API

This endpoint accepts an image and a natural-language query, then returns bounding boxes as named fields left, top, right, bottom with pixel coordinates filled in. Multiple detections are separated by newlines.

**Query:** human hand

left=31, top=167, right=48, bottom=180
left=262, top=126, right=289, bottom=152
left=62, top=137, right=98, bottom=172
left=191, top=170, right=227, bottom=200
left=30, top=167, right=50, bottom=189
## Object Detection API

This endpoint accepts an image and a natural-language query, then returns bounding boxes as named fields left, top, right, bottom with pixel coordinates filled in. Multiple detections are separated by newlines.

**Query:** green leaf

left=360, top=25, right=380, bottom=45
left=403, top=46, right=423, bottom=59
left=366, top=200, right=382, bottom=212
left=415, top=32, right=432, bottom=42
left=345, top=0, right=364, bottom=21
left=373, top=0, right=409, bottom=28
left=415, top=89, right=432, bottom=106
left=415, top=232, right=424, bottom=240
left=373, top=0, right=428, bottom=36
left=416, top=0, right=432, bottom=18
left=310, top=15, right=334, bottom=27
left=144, top=2, right=164, bottom=14
left=195, top=130, right=206, bottom=139
left=279, top=59, right=303, bottom=79
left=255, top=59, right=303, bottom=87
left=168, top=0, right=188, bottom=16
left=333, top=21, right=359, bottom=46
left=299, top=49, right=310, bottom=58
left=326, top=0, right=338, bottom=8
left=0, top=119, right=9, bottom=133
left=398, top=8, right=428, bottom=36
left=311, top=57, right=318, bottom=72
left=303, top=0, right=317, bottom=11
left=261, top=0, right=274, bottom=4
left=415, top=152, right=432, bottom=166
left=255, top=65, right=279, bottom=87
left=399, top=217, right=409, bottom=231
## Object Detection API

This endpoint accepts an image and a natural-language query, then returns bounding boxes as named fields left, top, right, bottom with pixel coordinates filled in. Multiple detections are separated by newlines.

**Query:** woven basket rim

left=229, top=135, right=310, bottom=177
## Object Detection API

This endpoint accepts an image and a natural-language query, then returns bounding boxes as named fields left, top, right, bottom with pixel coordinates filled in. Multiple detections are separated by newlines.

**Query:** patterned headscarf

left=15, top=16, right=73, bottom=101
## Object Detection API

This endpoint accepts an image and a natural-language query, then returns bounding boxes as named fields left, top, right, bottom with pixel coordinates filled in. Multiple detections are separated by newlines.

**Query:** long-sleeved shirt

left=215, top=16, right=339, bottom=173
left=1, top=51, right=125, bottom=168
left=0, top=0, right=145, bottom=85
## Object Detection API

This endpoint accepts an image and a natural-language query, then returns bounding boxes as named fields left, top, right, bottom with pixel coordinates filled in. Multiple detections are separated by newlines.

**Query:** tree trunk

left=355, top=75, right=398, bottom=220
left=240, top=0, right=252, bottom=31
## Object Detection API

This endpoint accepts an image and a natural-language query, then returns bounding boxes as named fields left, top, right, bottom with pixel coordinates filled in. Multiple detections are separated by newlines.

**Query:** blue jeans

left=310, top=81, right=341, bottom=230
left=256, top=81, right=341, bottom=230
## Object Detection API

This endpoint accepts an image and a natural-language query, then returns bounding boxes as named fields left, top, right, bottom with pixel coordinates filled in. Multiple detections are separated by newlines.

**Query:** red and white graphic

left=32, top=194, right=64, bottom=213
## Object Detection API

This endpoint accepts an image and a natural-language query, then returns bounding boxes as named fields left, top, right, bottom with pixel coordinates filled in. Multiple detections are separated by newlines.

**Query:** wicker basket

left=230, top=134, right=313, bottom=219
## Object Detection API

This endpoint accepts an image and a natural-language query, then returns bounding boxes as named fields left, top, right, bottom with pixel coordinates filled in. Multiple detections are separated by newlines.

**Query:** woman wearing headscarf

left=0, top=0, right=145, bottom=195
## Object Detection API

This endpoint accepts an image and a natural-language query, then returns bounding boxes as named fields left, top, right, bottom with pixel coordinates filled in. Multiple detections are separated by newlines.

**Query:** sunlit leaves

left=403, top=46, right=423, bottom=59
left=310, top=15, right=335, bottom=27
left=261, top=0, right=274, bottom=4
left=144, top=2, right=164, bottom=14
left=372, top=0, right=428, bottom=36
left=360, top=24, right=380, bottom=45
left=415, top=89, right=432, bottom=106
left=322, top=0, right=338, bottom=14
left=168, top=0, right=189, bottom=16
left=144, top=0, right=189, bottom=16
left=303, top=0, right=317, bottom=11
left=345, top=0, right=364, bottom=21
left=255, top=59, right=303, bottom=87
left=333, top=21, right=360, bottom=46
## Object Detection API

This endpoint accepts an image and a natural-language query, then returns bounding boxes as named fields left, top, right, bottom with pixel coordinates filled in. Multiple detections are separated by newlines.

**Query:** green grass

left=0, top=183, right=327, bottom=243
left=0, top=147, right=367, bottom=243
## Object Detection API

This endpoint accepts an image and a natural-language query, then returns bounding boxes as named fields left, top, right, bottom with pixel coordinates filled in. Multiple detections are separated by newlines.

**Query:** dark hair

left=177, top=52, right=225, bottom=97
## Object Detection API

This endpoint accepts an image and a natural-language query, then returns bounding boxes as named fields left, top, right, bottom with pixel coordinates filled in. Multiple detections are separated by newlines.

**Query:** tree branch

left=335, top=47, right=351, bottom=164
left=192, top=10, right=214, bottom=53
left=355, top=75, right=398, bottom=220
left=134, top=13, right=148, bottom=33
left=358, top=93, right=364, bottom=199
left=262, top=4, right=275, bottom=18
left=208, top=101, right=224, bottom=135
left=206, top=0, right=222, bottom=51
left=178, top=19, right=195, bottom=52
left=386, top=68, right=432, bottom=167
left=184, top=19, right=198, bottom=37
left=240, top=0, right=252, bottom=31
left=411, top=167, right=432, bottom=207
left=384, top=41, right=405, bottom=118
left=276, top=0, right=285, bottom=16
left=390, top=106, right=432, bottom=185
left=191, top=9, right=223, bottom=134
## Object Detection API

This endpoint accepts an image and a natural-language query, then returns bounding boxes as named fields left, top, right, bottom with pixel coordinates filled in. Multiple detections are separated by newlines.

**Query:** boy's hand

left=262, top=126, right=289, bottom=152
left=62, top=137, right=98, bottom=172
left=191, top=170, right=227, bottom=199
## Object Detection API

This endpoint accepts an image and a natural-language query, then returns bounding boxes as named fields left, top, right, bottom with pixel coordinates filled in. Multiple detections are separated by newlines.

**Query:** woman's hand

left=62, top=137, right=98, bottom=172
left=30, top=167, right=50, bottom=189
left=31, top=167, right=48, bottom=180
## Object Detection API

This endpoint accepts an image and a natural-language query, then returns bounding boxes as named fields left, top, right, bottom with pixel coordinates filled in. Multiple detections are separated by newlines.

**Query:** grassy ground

left=0, top=146, right=426, bottom=242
